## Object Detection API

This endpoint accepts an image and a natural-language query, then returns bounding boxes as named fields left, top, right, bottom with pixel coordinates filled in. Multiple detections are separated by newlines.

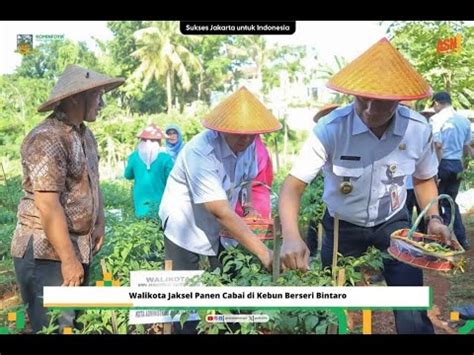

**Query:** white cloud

left=265, top=21, right=391, bottom=65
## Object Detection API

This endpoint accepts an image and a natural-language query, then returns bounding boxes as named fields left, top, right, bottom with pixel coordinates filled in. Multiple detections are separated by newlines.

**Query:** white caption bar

left=44, top=286, right=430, bottom=308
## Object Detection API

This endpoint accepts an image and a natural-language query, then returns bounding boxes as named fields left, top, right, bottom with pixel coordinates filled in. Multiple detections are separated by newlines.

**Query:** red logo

left=436, top=34, right=462, bottom=54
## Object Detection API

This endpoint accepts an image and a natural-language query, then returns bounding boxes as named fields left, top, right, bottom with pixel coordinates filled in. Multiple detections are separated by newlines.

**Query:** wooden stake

left=272, top=216, right=282, bottom=283
left=332, top=213, right=340, bottom=281
left=328, top=215, right=345, bottom=334
left=317, top=223, right=323, bottom=253
left=162, top=260, right=173, bottom=334
left=100, top=259, right=118, bottom=334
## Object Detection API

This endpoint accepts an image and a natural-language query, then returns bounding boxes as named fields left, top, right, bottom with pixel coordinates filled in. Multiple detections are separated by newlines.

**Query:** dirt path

left=349, top=213, right=474, bottom=334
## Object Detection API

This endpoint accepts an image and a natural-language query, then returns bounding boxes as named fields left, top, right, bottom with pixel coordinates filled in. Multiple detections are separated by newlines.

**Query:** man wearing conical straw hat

left=279, top=38, right=451, bottom=334
left=10, top=64, right=124, bottom=333
left=159, top=87, right=281, bottom=273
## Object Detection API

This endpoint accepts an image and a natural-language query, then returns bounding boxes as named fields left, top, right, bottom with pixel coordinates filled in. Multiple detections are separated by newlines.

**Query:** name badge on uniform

left=390, top=184, right=400, bottom=211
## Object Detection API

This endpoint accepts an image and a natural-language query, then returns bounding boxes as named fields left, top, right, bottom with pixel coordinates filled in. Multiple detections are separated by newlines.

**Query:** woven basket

left=388, top=194, right=466, bottom=272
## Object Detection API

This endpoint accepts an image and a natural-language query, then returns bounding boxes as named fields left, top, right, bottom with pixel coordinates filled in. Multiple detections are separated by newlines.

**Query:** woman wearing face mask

left=125, top=124, right=174, bottom=218
left=164, top=124, right=184, bottom=162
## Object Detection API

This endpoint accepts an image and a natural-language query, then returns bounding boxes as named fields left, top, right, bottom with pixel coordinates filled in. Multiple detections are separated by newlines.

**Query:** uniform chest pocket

left=332, top=164, right=364, bottom=179
left=332, top=163, right=364, bottom=195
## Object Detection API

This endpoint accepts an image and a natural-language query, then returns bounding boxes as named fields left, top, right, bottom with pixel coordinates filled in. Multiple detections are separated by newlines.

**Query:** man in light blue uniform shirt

left=279, top=38, right=452, bottom=334
left=432, top=91, right=473, bottom=250
left=159, top=87, right=281, bottom=272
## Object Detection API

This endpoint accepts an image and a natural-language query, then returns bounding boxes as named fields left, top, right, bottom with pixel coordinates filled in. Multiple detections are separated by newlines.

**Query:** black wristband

left=424, top=215, right=444, bottom=224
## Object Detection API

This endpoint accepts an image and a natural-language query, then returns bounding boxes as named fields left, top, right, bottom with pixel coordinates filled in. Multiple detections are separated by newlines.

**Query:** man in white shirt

left=159, top=87, right=281, bottom=272
left=278, top=38, right=451, bottom=334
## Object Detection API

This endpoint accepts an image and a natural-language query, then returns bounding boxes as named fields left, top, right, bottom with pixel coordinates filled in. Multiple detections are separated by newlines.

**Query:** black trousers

left=306, top=219, right=319, bottom=256
left=164, top=235, right=228, bottom=334
left=164, top=235, right=225, bottom=271
left=13, top=239, right=89, bottom=333
left=438, top=159, right=467, bottom=245
left=321, top=208, right=435, bottom=334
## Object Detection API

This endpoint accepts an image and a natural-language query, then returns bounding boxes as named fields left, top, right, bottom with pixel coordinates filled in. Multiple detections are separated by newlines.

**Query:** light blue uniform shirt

left=433, top=107, right=471, bottom=160
left=405, top=175, right=414, bottom=190
left=290, top=103, right=438, bottom=227
left=159, top=130, right=257, bottom=255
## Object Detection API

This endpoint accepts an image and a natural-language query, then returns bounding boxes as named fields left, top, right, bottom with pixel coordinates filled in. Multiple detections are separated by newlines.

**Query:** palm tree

left=226, top=35, right=271, bottom=92
left=317, top=55, right=352, bottom=106
left=131, top=21, right=202, bottom=112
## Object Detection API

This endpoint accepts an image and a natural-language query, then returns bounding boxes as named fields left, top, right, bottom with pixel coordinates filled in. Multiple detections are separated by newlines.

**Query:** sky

left=0, top=21, right=392, bottom=75
left=0, top=21, right=114, bottom=74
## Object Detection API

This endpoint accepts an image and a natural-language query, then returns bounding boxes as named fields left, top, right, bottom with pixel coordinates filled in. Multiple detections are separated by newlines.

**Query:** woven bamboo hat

left=313, top=104, right=340, bottom=122
left=38, top=64, right=125, bottom=112
left=137, top=124, right=167, bottom=141
left=202, top=87, right=282, bottom=134
left=327, top=38, right=432, bottom=101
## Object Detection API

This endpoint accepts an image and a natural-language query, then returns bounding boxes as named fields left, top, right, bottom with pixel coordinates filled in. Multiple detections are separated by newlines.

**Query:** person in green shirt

left=125, top=124, right=174, bottom=218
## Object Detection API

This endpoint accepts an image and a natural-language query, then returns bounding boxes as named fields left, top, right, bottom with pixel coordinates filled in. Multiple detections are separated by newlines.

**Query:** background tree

left=317, top=54, right=352, bottom=105
left=184, top=35, right=234, bottom=105
left=386, top=21, right=474, bottom=110
left=15, top=39, right=99, bottom=82
left=130, top=21, right=202, bottom=113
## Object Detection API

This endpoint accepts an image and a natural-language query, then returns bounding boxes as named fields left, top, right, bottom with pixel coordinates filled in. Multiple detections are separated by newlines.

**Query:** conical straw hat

left=38, top=64, right=125, bottom=112
left=202, top=87, right=282, bottom=134
left=313, top=103, right=340, bottom=122
left=137, top=123, right=167, bottom=140
left=327, top=38, right=432, bottom=100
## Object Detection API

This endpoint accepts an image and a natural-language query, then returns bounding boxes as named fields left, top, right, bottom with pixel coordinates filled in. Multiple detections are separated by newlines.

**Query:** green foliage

left=262, top=44, right=307, bottom=95
left=299, top=175, right=325, bottom=232
left=106, top=21, right=146, bottom=78
left=15, top=39, right=99, bottom=81
left=72, top=181, right=167, bottom=334
left=185, top=35, right=234, bottom=103
left=89, top=215, right=164, bottom=286
left=0, top=304, right=27, bottom=333
left=271, top=169, right=325, bottom=235
left=317, top=55, right=352, bottom=105
left=0, top=176, right=22, bottom=264
left=192, top=245, right=384, bottom=334
left=460, top=159, right=474, bottom=190
left=36, top=310, right=61, bottom=334
left=0, top=76, right=50, bottom=160
left=75, top=310, right=129, bottom=334
left=386, top=21, right=474, bottom=109
left=129, top=21, right=202, bottom=113
left=91, top=107, right=204, bottom=178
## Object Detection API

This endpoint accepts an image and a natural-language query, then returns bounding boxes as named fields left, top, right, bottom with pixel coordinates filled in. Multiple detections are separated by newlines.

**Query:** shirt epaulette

left=319, top=105, right=352, bottom=126
left=398, top=106, right=427, bottom=124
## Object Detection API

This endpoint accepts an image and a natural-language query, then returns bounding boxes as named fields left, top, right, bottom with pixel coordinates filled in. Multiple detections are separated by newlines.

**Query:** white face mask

left=137, top=140, right=161, bottom=170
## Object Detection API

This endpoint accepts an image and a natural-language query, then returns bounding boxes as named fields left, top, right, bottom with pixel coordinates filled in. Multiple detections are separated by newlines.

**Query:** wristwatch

left=424, top=214, right=444, bottom=225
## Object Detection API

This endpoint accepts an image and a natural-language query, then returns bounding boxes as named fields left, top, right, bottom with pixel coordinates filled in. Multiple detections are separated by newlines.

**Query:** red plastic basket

left=220, top=181, right=274, bottom=240
left=220, top=216, right=274, bottom=240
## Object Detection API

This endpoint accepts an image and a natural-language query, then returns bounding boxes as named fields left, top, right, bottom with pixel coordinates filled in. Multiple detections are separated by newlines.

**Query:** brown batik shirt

left=10, top=111, right=100, bottom=264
